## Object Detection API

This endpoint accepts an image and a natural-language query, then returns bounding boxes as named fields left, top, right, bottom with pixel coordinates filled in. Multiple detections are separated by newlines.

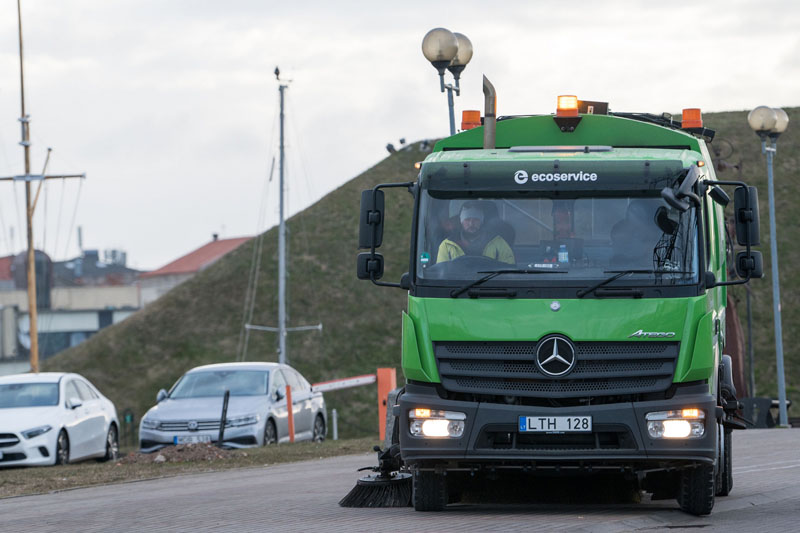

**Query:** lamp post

left=421, top=28, right=473, bottom=135
left=747, top=105, right=790, bottom=427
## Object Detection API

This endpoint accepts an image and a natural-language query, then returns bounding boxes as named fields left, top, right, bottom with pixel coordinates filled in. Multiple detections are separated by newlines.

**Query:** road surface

left=1, top=429, right=798, bottom=532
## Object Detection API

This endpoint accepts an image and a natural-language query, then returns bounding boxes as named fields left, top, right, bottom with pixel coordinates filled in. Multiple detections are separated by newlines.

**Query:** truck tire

left=715, top=428, right=733, bottom=496
left=677, top=464, right=715, bottom=515
left=413, top=470, right=448, bottom=511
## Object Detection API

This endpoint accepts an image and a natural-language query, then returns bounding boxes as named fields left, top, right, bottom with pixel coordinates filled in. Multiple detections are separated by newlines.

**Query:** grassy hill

left=44, top=108, right=799, bottom=437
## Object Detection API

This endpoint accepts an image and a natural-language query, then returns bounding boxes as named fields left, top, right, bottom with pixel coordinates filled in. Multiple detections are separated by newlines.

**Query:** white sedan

left=0, top=372, right=120, bottom=467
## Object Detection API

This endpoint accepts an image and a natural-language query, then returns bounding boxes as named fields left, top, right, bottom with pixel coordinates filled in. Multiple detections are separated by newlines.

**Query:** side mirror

left=704, top=271, right=717, bottom=289
left=736, top=250, right=764, bottom=279
left=358, top=189, right=385, bottom=249
left=357, top=252, right=384, bottom=280
left=274, top=389, right=285, bottom=401
left=67, top=397, right=83, bottom=410
left=156, top=389, right=168, bottom=403
left=709, top=185, right=730, bottom=207
left=734, top=186, right=760, bottom=246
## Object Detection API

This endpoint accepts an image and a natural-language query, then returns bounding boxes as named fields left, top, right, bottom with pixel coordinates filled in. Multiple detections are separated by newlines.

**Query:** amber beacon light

left=461, top=110, right=481, bottom=130
left=681, top=108, right=703, bottom=129
left=557, top=95, right=579, bottom=117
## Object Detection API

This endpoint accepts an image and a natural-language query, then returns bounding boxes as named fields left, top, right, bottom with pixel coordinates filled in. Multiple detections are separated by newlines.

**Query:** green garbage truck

left=356, top=78, right=762, bottom=515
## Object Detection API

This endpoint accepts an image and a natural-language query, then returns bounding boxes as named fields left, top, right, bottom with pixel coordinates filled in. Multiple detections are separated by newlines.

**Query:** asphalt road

left=1, top=429, right=798, bottom=532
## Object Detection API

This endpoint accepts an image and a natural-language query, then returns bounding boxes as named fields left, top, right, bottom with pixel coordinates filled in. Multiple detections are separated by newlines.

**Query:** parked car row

left=0, top=362, right=326, bottom=468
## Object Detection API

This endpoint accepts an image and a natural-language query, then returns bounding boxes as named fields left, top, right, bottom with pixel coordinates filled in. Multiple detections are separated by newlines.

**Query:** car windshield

left=416, top=191, right=699, bottom=285
left=0, top=383, right=59, bottom=408
left=170, top=371, right=270, bottom=399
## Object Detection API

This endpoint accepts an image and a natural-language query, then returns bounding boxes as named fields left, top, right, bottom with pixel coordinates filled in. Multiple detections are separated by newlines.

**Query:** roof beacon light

left=682, top=108, right=703, bottom=129
left=557, top=95, right=579, bottom=117
left=461, top=110, right=481, bottom=131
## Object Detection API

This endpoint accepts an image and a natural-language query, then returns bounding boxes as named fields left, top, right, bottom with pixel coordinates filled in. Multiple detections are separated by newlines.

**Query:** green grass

left=42, top=109, right=800, bottom=437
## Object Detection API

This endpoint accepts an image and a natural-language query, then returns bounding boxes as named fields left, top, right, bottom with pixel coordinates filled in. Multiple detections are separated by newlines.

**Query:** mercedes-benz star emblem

left=187, top=420, right=199, bottom=431
left=536, top=335, right=577, bottom=377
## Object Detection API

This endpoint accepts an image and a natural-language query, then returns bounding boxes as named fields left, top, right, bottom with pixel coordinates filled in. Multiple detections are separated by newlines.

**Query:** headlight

left=226, top=414, right=260, bottom=427
left=646, top=408, right=705, bottom=439
left=141, top=418, right=161, bottom=430
left=22, top=425, right=52, bottom=439
left=408, top=409, right=465, bottom=438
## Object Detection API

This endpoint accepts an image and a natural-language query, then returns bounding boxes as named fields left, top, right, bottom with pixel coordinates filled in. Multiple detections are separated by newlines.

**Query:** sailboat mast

left=278, top=83, right=288, bottom=365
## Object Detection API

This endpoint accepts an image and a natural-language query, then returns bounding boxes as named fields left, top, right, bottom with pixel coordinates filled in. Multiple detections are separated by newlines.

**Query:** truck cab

left=357, top=89, right=762, bottom=515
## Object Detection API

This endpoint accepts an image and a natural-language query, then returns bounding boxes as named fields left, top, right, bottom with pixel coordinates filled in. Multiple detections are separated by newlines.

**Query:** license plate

left=519, top=416, right=592, bottom=433
left=174, top=435, right=212, bottom=445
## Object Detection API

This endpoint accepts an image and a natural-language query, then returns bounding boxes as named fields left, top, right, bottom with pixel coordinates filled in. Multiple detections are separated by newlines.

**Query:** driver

left=436, top=202, right=515, bottom=264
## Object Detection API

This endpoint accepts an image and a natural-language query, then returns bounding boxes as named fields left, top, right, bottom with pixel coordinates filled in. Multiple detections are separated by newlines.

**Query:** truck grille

left=434, top=341, right=679, bottom=399
left=476, top=424, right=637, bottom=451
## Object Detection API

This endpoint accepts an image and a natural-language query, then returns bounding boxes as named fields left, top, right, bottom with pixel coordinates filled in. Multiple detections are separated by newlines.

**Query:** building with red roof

left=139, top=235, right=251, bottom=306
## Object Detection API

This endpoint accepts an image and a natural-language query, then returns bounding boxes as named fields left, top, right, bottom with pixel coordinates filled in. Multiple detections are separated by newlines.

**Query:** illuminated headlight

left=408, top=408, right=465, bottom=438
left=141, top=418, right=161, bottom=430
left=646, top=409, right=705, bottom=439
left=226, top=414, right=260, bottom=427
left=22, top=425, right=52, bottom=439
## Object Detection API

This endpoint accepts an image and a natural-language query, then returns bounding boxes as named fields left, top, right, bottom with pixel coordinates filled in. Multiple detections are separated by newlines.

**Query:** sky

left=0, top=0, right=798, bottom=270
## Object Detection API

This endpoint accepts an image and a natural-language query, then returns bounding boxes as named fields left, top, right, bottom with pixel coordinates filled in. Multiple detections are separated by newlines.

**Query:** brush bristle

left=339, top=477, right=412, bottom=507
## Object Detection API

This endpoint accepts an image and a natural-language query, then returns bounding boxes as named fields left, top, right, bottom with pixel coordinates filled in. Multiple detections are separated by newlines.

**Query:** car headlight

left=646, top=408, right=705, bottom=439
left=22, top=425, right=52, bottom=439
left=141, top=418, right=161, bottom=430
left=226, top=414, right=260, bottom=427
left=408, top=408, right=465, bottom=438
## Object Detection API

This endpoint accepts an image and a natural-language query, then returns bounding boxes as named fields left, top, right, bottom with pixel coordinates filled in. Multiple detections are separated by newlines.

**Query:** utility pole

left=0, top=0, right=85, bottom=373
left=243, top=68, right=320, bottom=365
left=278, top=82, right=287, bottom=364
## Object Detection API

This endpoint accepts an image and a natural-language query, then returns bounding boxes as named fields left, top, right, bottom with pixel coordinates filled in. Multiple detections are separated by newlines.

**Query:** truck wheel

left=413, top=470, right=448, bottom=511
left=715, top=428, right=733, bottom=496
left=677, top=464, right=715, bottom=515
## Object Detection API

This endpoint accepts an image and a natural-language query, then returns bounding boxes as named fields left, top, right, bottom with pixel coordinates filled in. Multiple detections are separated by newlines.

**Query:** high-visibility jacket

left=436, top=235, right=515, bottom=265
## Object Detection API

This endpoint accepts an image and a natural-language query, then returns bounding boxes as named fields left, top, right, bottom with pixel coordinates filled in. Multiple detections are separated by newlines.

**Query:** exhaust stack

left=483, top=75, right=496, bottom=149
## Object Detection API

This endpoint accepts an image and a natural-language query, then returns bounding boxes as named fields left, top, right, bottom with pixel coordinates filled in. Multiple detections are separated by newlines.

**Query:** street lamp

left=747, top=105, right=790, bottom=427
left=421, top=28, right=473, bottom=135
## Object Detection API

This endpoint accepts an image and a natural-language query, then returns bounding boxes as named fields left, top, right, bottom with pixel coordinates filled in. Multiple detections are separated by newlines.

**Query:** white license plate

left=519, top=416, right=592, bottom=433
left=174, top=435, right=212, bottom=445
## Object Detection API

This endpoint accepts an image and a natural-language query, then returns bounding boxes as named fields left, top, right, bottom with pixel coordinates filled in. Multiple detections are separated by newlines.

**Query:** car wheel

left=55, top=430, right=70, bottom=465
left=264, top=420, right=277, bottom=445
left=312, top=414, right=326, bottom=442
left=103, top=425, right=119, bottom=462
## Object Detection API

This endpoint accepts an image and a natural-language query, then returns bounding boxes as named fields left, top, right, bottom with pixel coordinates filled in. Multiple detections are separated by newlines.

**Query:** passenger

left=436, top=202, right=515, bottom=264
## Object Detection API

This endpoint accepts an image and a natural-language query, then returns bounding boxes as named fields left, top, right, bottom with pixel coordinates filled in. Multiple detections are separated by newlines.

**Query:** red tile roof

left=139, top=237, right=251, bottom=279
left=0, top=255, right=12, bottom=281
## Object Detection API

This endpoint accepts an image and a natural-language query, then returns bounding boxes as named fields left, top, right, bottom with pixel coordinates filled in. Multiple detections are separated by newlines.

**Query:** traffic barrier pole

left=377, top=368, right=397, bottom=441
left=332, top=409, right=338, bottom=440
left=286, top=385, right=295, bottom=443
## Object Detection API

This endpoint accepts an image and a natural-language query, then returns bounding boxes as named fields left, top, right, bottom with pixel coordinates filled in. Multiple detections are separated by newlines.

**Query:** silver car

left=139, top=362, right=326, bottom=452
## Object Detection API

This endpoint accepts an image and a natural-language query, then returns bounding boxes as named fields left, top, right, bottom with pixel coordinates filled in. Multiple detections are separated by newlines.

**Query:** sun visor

left=422, top=159, right=686, bottom=197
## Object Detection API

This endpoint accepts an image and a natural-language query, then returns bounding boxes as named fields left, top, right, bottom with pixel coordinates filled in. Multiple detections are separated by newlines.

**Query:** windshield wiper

left=576, top=269, right=693, bottom=298
left=451, top=268, right=568, bottom=298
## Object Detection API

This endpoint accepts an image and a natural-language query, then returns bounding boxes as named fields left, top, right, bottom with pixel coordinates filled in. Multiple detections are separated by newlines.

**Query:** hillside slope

left=45, top=109, right=799, bottom=437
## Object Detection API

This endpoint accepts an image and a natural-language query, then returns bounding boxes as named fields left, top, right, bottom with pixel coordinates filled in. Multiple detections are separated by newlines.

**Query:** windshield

left=0, top=383, right=59, bottom=408
left=170, top=370, right=270, bottom=399
left=416, top=191, right=698, bottom=286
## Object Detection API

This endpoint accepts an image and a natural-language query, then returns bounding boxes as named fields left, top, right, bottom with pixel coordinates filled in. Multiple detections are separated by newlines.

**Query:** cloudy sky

left=0, top=0, right=798, bottom=270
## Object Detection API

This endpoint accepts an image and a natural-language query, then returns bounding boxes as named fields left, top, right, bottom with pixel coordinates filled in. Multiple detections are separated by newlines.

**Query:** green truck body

left=358, top=102, right=761, bottom=515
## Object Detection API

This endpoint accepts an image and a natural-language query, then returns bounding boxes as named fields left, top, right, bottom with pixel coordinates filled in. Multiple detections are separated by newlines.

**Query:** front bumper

left=0, top=431, right=56, bottom=467
left=139, top=425, right=261, bottom=453
left=398, top=381, right=717, bottom=472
